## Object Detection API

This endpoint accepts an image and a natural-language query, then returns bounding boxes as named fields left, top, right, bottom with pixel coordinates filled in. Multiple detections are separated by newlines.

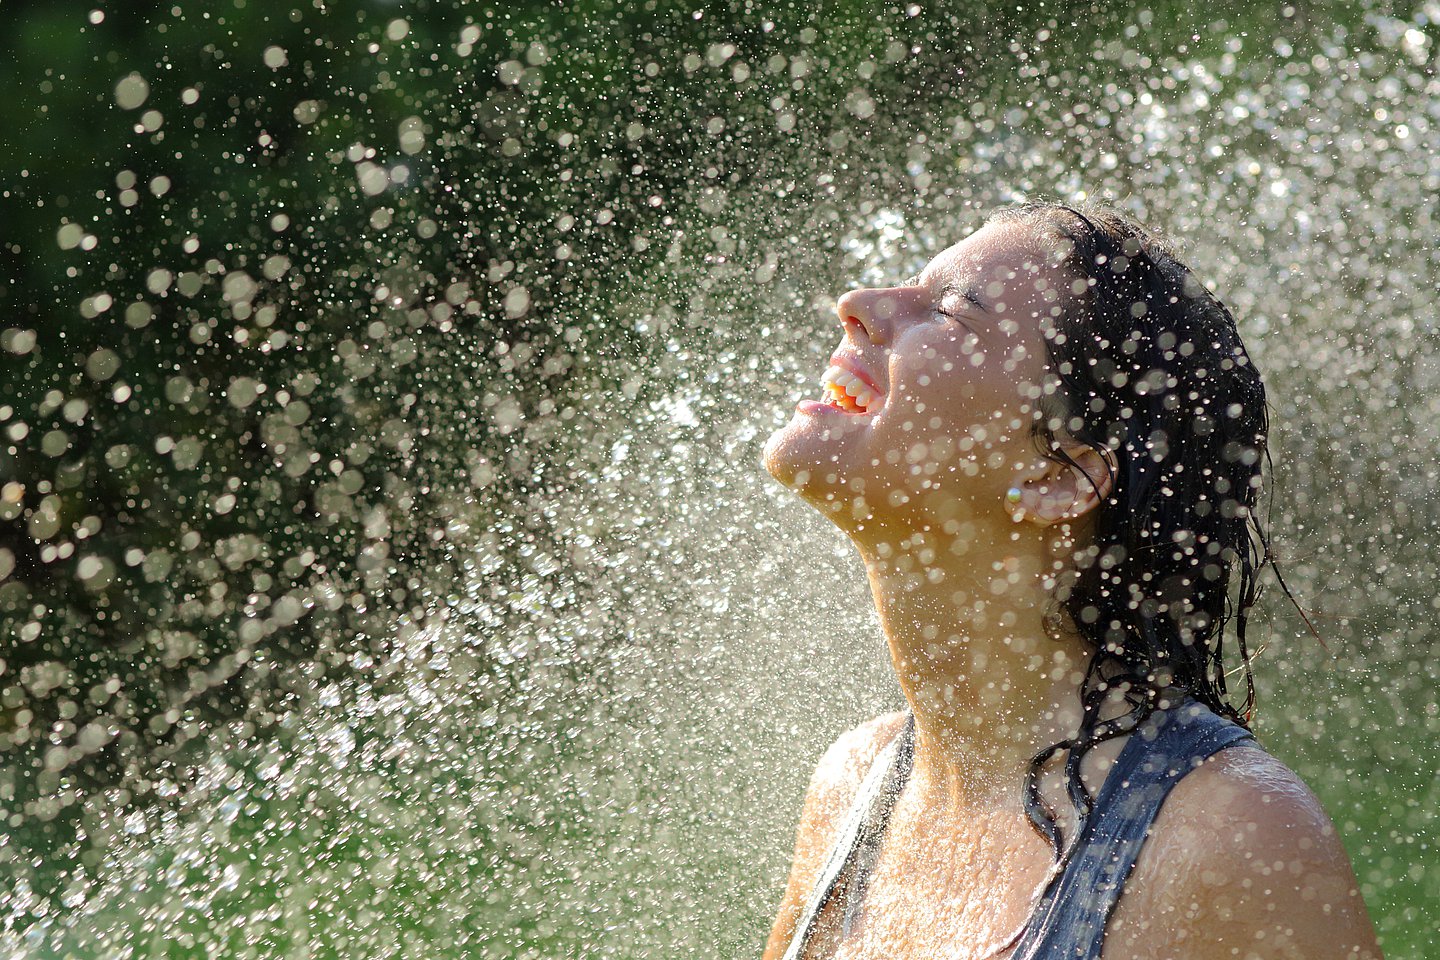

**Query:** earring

left=1008, top=489, right=1031, bottom=526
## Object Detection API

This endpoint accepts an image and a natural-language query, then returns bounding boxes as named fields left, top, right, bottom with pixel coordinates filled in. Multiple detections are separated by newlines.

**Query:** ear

left=1008, top=443, right=1116, bottom=526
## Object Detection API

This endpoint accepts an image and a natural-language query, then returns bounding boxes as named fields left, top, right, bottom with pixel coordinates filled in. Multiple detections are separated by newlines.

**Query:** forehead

left=918, top=221, right=1074, bottom=297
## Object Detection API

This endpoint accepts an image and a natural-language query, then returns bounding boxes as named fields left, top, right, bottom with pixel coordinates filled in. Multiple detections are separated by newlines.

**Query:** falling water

left=1, top=2, right=1437, bottom=957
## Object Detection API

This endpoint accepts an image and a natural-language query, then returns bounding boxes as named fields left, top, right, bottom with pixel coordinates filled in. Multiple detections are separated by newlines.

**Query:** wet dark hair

left=988, top=201, right=1285, bottom=865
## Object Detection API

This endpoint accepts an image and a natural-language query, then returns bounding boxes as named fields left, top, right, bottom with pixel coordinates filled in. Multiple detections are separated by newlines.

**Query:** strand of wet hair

left=994, top=200, right=1328, bottom=940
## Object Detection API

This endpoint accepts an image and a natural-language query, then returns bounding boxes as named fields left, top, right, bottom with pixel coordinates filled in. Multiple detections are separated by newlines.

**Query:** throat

left=858, top=540, right=1096, bottom=812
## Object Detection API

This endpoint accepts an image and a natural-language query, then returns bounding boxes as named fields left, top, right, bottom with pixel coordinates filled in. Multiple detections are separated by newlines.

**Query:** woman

left=760, top=203, right=1382, bottom=960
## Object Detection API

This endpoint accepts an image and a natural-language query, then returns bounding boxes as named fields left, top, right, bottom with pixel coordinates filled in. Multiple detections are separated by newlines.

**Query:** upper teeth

left=822, top=366, right=876, bottom=410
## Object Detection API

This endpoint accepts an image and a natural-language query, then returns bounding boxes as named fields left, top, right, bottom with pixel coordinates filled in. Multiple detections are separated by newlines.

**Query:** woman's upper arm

left=1107, top=746, right=1383, bottom=960
left=761, top=712, right=907, bottom=960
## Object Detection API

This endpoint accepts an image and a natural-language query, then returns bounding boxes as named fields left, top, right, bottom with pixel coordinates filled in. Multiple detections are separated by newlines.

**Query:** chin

left=761, top=413, right=813, bottom=490
left=762, top=408, right=864, bottom=511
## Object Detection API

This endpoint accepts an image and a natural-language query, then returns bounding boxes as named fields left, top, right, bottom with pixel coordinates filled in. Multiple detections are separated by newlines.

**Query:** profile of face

left=763, top=221, right=1084, bottom=538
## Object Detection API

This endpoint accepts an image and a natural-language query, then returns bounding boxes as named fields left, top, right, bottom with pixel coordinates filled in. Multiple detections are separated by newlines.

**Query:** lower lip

left=797, top=399, right=873, bottom=417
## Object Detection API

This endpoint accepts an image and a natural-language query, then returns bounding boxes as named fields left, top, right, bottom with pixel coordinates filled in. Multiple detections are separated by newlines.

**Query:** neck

left=852, top=513, right=1095, bottom=816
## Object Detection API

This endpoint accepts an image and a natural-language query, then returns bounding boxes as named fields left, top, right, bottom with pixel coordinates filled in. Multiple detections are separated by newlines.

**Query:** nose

left=835, top=288, right=904, bottom=345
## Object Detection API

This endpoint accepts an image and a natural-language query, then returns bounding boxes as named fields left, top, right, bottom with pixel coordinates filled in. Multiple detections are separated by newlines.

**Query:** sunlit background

left=1, top=1, right=1437, bottom=956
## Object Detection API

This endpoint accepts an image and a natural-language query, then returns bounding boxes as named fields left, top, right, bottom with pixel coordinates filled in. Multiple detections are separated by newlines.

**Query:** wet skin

left=760, top=222, right=1383, bottom=960
left=765, top=714, right=1380, bottom=960
left=763, top=221, right=1069, bottom=541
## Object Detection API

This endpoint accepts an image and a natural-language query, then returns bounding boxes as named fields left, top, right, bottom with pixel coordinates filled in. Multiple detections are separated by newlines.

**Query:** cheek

left=1001, top=340, right=1040, bottom=375
left=885, top=332, right=1045, bottom=437
left=915, top=357, right=1014, bottom=422
left=901, top=363, right=1044, bottom=458
left=890, top=333, right=978, bottom=397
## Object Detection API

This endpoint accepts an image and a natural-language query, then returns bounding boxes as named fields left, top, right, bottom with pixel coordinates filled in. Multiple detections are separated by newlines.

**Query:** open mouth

left=819, top=365, right=880, bottom=415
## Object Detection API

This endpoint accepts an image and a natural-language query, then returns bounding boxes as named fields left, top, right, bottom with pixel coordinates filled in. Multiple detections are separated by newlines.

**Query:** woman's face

left=764, top=220, right=1078, bottom=532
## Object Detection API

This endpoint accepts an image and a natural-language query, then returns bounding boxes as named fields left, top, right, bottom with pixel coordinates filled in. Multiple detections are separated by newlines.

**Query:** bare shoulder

left=761, top=710, right=908, bottom=960
left=802, top=710, right=910, bottom=827
left=1107, top=743, right=1383, bottom=960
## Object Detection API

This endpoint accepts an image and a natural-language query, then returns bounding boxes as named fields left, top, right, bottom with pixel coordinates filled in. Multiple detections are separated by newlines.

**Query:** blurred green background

left=1, top=0, right=1436, bottom=956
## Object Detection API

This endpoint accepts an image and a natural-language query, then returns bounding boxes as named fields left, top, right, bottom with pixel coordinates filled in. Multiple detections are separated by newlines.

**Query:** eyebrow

left=902, top=273, right=991, bottom=312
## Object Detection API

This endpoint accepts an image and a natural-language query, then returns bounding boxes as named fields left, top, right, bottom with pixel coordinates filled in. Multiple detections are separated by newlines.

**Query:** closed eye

left=940, top=282, right=991, bottom=314
left=934, top=306, right=974, bottom=332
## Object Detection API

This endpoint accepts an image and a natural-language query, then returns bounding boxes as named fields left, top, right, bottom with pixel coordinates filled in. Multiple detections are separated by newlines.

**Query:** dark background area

left=1, top=1, right=1434, bottom=957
